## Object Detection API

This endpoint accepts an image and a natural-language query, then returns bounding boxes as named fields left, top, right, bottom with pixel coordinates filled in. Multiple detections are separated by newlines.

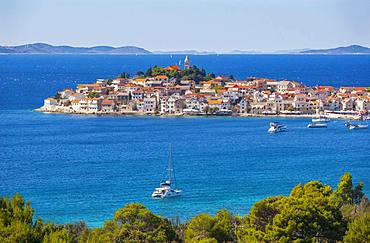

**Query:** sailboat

left=152, top=145, right=182, bottom=199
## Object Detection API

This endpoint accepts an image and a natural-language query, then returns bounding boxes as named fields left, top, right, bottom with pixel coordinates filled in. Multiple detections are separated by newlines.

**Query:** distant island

left=0, top=43, right=150, bottom=54
left=1, top=43, right=370, bottom=55
left=299, top=45, right=370, bottom=54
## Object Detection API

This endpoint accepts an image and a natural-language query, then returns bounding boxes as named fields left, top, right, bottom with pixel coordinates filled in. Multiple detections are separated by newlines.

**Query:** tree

left=107, top=203, right=177, bottom=242
left=335, top=172, right=354, bottom=205
left=87, top=91, right=99, bottom=98
left=342, top=197, right=370, bottom=220
left=136, top=71, right=145, bottom=77
left=0, top=193, right=39, bottom=242
left=236, top=216, right=266, bottom=243
left=212, top=209, right=237, bottom=242
left=151, top=66, right=166, bottom=76
left=249, top=196, right=283, bottom=232
left=119, top=72, right=130, bottom=78
left=344, top=213, right=370, bottom=243
left=333, top=172, right=364, bottom=205
left=268, top=181, right=347, bottom=242
left=145, top=68, right=152, bottom=77
left=185, top=213, right=215, bottom=242
left=353, top=181, right=365, bottom=204
left=42, top=227, right=70, bottom=243
left=185, top=210, right=237, bottom=242
left=63, top=100, right=71, bottom=106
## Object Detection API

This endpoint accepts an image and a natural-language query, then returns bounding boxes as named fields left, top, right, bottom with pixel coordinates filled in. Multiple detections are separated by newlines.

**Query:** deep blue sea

left=0, top=55, right=370, bottom=227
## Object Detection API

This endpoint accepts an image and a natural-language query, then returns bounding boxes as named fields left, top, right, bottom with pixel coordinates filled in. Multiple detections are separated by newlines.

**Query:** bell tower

left=184, top=55, right=190, bottom=70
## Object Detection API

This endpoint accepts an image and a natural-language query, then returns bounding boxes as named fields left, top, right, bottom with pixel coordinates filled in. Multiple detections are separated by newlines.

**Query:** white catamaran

left=152, top=145, right=182, bottom=199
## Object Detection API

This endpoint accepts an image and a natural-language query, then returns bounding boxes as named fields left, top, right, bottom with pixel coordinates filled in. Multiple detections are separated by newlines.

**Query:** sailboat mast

left=168, top=144, right=172, bottom=182
left=167, top=144, right=177, bottom=187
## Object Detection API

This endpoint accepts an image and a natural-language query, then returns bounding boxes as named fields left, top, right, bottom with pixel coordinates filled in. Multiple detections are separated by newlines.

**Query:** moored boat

left=349, top=124, right=368, bottom=130
left=312, top=116, right=330, bottom=123
left=346, top=120, right=368, bottom=130
left=152, top=145, right=182, bottom=199
left=268, top=122, right=287, bottom=133
left=307, top=122, right=327, bottom=128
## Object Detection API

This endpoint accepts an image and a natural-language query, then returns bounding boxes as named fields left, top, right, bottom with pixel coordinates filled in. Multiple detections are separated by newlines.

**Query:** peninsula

left=37, top=56, right=370, bottom=119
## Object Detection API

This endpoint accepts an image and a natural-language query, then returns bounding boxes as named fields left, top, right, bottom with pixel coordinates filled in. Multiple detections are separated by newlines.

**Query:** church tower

left=184, top=55, right=190, bottom=69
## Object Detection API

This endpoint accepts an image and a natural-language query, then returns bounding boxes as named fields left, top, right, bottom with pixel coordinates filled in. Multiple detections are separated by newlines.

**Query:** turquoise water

left=0, top=110, right=369, bottom=227
left=0, top=54, right=370, bottom=227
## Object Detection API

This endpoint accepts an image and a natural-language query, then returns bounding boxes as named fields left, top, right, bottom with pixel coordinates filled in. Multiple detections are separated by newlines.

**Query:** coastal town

left=38, top=56, right=370, bottom=119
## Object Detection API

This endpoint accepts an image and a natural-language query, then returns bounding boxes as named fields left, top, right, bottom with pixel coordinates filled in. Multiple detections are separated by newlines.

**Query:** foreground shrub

left=344, top=213, right=370, bottom=243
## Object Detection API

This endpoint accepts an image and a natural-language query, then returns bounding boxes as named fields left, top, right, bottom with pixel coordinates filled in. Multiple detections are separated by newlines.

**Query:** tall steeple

left=184, top=55, right=190, bottom=69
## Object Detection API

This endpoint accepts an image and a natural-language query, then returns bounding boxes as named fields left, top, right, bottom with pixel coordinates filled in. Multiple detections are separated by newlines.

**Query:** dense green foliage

left=343, top=213, right=370, bottom=243
left=1, top=173, right=369, bottom=242
left=137, top=65, right=216, bottom=84
left=86, top=91, right=99, bottom=98
left=184, top=209, right=239, bottom=242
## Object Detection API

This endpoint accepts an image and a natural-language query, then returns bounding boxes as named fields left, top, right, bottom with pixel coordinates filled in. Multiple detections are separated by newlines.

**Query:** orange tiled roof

left=102, top=99, right=114, bottom=105
left=155, top=75, right=168, bottom=79
left=134, top=78, right=147, bottom=82
left=164, top=65, right=180, bottom=71
left=208, top=99, right=222, bottom=105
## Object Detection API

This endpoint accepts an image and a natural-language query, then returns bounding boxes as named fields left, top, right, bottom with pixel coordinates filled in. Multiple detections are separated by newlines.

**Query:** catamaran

left=152, top=145, right=182, bottom=199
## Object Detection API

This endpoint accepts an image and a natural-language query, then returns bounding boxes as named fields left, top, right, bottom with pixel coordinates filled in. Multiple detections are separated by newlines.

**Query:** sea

left=0, top=54, right=369, bottom=227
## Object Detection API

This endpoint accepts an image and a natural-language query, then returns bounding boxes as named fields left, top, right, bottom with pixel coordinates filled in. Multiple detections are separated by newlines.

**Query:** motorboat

left=345, top=120, right=352, bottom=127
left=307, top=122, right=327, bottom=128
left=345, top=120, right=368, bottom=130
left=152, top=145, right=182, bottom=199
left=312, top=116, right=330, bottom=123
left=349, top=124, right=368, bottom=130
left=268, top=122, right=287, bottom=133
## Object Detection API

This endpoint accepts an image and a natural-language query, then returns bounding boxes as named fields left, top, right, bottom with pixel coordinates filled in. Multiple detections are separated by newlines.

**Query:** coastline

left=33, top=108, right=360, bottom=120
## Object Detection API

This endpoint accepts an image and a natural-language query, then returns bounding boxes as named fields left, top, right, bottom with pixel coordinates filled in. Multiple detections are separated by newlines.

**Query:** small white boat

left=312, top=116, right=330, bottom=123
left=307, top=122, right=327, bottom=128
left=349, top=124, right=368, bottom=130
left=268, top=122, right=287, bottom=133
left=152, top=145, right=182, bottom=199
left=345, top=120, right=352, bottom=127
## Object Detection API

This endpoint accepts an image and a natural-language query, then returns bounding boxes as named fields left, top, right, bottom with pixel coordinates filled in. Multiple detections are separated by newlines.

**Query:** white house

left=143, top=96, right=157, bottom=113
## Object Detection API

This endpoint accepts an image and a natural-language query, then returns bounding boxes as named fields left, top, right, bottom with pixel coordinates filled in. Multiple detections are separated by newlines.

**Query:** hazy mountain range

left=0, top=43, right=369, bottom=55
left=153, top=50, right=217, bottom=55
left=0, top=43, right=150, bottom=54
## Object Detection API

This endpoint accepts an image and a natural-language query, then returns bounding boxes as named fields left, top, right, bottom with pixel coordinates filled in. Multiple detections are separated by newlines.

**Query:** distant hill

left=225, top=50, right=262, bottom=54
left=0, top=43, right=151, bottom=54
left=153, top=50, right=217, bottom=55
left=300, top=45, right=370, bottom=54
left=2, top=43, right=369, bottom=55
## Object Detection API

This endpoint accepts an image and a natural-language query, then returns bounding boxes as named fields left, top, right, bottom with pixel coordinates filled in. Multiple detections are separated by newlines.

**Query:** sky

left=1, top=0, right=370, bottom=52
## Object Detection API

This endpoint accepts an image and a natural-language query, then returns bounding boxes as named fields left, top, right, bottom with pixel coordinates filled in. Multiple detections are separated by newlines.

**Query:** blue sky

left=1, top=0, right=370, bottom=52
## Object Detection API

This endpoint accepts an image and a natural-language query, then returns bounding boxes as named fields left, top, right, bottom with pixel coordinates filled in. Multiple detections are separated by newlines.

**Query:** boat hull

left=152, top=190, right=182, bottom=199
left=307, top=123, right=327, bottom=128
left=349, top=125, right=368, bottom=130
